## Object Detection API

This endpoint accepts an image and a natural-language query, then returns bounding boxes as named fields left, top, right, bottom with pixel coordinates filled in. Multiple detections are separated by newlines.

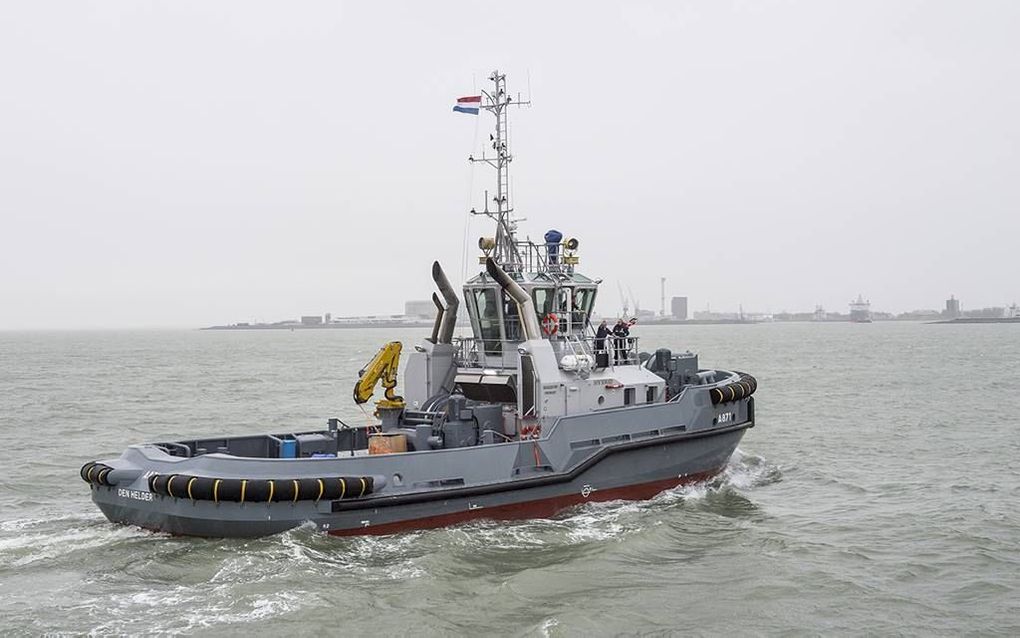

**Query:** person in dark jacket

left=592, top=320, right=611, bottom=368
left=612, top=319, right=631, bottom=364
left=594, top=320, right=610, bottom=351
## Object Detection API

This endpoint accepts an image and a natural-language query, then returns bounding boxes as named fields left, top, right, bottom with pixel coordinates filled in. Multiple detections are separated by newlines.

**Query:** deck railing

left=455, top=335, right=641, bottom=369
left=502, top=240, right=577, bottom=275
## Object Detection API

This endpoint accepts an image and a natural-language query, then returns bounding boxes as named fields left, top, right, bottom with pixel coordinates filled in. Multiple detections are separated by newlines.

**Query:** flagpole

left=465, top=70, right=530, bottom=272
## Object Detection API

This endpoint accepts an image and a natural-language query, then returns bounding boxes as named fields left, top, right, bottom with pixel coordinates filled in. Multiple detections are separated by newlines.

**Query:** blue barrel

left=544, top=229, right=563, bottom=264
left=279, top=439, right=297, bottom=459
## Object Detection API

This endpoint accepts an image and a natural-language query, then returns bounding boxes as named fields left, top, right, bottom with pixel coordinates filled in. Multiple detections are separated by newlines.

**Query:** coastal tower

left=944, top=295, right=961, bottom=318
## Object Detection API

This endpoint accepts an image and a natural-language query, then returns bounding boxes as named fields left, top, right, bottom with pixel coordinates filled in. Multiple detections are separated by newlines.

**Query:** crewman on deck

left=612, top=318, right=628, bottom=363
left=595, top=320, right=609, bottom=351
left=594, top=320, right=611, bottom=368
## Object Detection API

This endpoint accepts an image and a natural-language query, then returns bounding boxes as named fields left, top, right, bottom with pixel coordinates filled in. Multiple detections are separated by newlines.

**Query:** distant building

left=324, top=312, right=332, bottom=324
left=944, top=296, right=961, bottom=318
left=671, top=296, right=688, bottom=321
left=962, top=307, right=1006, bottom=319
left=693, top=310, right=742, bottom=321
left=404, top=300, right=435, bottom=318
left=898, top=309, right=941, bottom=320
left=300, top=315, right=323, bottom=326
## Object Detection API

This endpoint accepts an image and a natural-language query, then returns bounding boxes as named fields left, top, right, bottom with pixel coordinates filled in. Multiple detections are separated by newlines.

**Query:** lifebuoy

left=541, top=313, right=558, bottom=335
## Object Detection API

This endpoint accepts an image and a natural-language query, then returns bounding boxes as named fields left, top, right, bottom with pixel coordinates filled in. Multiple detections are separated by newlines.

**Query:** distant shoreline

left=929, top=317, right=1020, bottom=324
left=201, top=321, right=438, bottom=331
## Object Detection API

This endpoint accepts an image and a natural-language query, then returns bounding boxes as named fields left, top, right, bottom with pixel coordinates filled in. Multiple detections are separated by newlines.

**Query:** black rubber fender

left=80, top=461, right=116, bottom=486
left=709, top=373, right=758, bottom=405
left=80, top=461, right=96, bottom=483
left=148, top=474, right=375, bottom=502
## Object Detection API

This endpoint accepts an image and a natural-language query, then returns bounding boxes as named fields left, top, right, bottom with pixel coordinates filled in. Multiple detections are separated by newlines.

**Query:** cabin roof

left=464, top=271, right=597, bottom=287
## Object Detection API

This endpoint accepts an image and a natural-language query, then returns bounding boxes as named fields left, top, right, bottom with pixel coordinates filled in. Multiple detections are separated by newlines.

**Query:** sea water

left=1, top=323, right=1018, bottom=635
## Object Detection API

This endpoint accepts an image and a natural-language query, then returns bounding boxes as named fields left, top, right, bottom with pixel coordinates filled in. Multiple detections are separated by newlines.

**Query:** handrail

left=455, top=337, right=519, bottom=369
left=455, top=335, right=641, bottom=369
left=503, top=239, right=577, bottom=275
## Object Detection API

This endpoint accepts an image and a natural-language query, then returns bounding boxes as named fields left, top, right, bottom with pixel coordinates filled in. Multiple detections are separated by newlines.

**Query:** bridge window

left=533, top=288, right=555, bottom=319
left=502, top=291, right=522, bottom=342
left=574, top=288, right=596, bottom=316
left=572, top=288, right=596, bottom=329
left=474, top=288, right=502, bottom=354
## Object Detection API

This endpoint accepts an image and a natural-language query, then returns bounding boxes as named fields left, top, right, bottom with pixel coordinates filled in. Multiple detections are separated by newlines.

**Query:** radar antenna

left=468, top=70, right=530, bottom=272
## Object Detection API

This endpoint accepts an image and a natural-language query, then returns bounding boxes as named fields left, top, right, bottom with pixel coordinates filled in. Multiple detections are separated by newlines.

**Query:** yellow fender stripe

left=267, top=480, right=275, bottom=503
left=292, top=480, right=300, bottom=503
left=240, top=479, right=248, bottom=504
left=338, top=478, right=346, bottom=500
left=316, top=479, right=324, bottom=502
left=187, top=477, right=197, bottom=501
left=87, top=465, right=97, bottom=482
left=167, top=475, right=177, bottom=498
left=358, top=477, right=367, bottom=497
left=98, top=468, right=111, bottom=484
left=213, top=479, right=221, bottom=504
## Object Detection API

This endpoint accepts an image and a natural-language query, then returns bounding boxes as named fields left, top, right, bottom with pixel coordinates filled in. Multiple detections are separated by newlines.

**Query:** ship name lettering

left=117, top=488, right=154, bottom=502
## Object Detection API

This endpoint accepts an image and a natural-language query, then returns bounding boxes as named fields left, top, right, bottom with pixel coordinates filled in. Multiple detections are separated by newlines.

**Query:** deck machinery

left=80, top=71, right=758, bottom=537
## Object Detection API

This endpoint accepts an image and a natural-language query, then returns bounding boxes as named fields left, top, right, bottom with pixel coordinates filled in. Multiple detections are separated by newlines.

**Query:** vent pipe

left=485, top=258, right=541, bottom=340
left=432, top=261, right=459, bottom=344
left=428, top=292, right=444, bottom=343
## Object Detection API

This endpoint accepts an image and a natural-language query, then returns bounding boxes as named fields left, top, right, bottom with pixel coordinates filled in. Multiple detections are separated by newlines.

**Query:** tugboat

left=80, top=71, right=759, bottom=537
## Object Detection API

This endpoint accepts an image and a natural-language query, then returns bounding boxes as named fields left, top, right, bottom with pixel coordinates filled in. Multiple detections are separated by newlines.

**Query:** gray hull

left=89, top=421, right=749, bottom=538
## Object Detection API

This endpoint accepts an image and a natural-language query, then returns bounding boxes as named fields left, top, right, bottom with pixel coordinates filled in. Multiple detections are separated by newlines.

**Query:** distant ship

left=849, top=294, right=872, bottom=323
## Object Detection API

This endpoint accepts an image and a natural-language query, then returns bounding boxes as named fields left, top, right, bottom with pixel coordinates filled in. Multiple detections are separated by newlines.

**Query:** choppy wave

left=0, top=451, right=781, bottom=634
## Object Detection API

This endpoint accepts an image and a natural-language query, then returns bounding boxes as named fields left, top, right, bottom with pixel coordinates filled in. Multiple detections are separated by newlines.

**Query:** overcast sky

left=2, top=1, right=1018, bottom=329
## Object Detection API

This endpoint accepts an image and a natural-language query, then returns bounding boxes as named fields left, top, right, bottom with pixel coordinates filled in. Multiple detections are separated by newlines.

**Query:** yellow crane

left=353, top=341, right=405, bottom=411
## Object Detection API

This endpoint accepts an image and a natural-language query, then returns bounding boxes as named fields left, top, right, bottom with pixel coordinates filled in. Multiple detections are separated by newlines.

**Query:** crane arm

left=353, top=341, right=405, bottom=409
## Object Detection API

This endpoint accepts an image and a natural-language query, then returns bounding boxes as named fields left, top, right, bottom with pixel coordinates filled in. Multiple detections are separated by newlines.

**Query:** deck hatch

left=454, top=372, right=517, bottom=403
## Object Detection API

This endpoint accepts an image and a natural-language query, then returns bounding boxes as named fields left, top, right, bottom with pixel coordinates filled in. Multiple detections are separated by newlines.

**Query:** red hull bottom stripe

left=328, top=467, right=723, bottom=537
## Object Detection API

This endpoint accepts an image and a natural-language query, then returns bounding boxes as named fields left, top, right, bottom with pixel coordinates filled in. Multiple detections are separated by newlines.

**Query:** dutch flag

left=453, top=95, right=481, bottom=115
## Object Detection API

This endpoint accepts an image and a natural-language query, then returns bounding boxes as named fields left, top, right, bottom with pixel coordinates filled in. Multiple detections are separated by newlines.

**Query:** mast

left=469, top=70, right=530, bottom=272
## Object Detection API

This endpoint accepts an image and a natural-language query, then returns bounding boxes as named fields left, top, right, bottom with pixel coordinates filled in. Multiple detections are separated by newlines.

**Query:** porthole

left=597, top=395, right=605, bottom=405
left=392, top=473, right=403, bottom=487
